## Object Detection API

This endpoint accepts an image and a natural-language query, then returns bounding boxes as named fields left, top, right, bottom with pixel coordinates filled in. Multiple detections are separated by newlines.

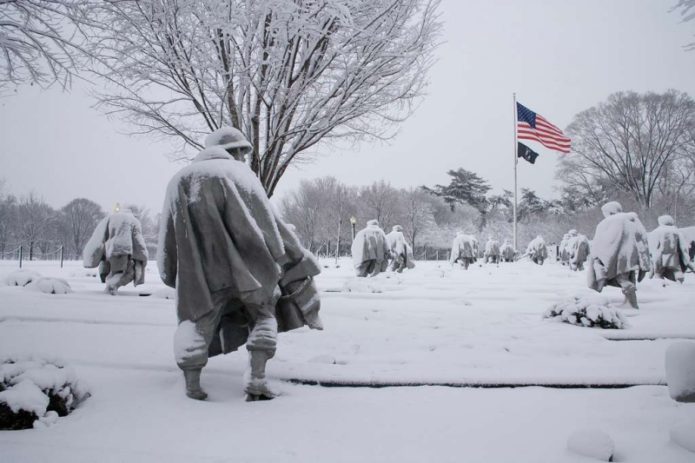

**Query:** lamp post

left=350, top=216, right=357, bottom=242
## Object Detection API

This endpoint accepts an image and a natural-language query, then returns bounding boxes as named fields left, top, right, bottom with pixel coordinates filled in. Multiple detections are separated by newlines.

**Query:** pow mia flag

left=517, top=142, right=540, bottom=164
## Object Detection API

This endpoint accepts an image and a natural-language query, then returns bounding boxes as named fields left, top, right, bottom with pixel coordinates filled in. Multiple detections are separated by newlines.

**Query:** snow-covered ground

left=1, top=258, right=694, bottom=462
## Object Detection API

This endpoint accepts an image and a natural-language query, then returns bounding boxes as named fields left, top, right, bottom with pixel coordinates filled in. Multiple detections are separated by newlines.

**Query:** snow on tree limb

left=0, top=0, right=94, bottom=88
left=82, top=0, right=442, bottom=195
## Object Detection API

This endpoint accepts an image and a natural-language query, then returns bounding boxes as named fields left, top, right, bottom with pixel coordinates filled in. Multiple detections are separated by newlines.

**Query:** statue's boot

left=183, top=369, right=207, bottom=401
left=622, top=287, right=639, bottom=310
left=245, top=351, right=275, bottom=401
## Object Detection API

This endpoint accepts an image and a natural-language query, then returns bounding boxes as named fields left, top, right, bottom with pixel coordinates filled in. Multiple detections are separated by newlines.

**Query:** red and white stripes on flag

left=516, top=102, right=571, bottom=153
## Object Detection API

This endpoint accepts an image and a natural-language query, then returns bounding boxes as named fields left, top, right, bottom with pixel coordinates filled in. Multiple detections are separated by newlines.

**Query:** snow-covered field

left=1, top=258, right=694, bottom=462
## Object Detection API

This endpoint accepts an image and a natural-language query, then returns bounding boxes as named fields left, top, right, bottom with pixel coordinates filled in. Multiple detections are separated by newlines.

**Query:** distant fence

left=0, top=244, right=66, bottom=268
left=316, top=247, right=453, bottom=262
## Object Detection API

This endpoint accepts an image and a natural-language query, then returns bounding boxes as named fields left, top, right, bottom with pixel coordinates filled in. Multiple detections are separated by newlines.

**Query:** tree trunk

left=335, top=219, right=342, bottom=264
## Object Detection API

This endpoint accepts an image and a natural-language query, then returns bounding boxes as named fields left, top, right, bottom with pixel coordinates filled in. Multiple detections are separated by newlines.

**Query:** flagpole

left=513, top=93, right=518, bottom=252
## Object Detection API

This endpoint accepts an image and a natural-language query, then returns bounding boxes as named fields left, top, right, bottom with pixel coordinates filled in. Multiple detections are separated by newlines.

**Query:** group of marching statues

left=79, top=123, right=695, bottom=402
left=450, top=201, right=695, bottom=309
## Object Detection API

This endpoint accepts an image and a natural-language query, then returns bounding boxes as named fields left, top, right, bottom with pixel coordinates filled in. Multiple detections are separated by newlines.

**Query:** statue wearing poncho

left=386, top=225, right=414, bottom=272
left=587, top=202, right=651, bottom=309
left=158, top=127, right=322, bottom=401
left=526, top=235, right=548, bottom=265
left=83, top=208, right=148, bottom=295
left=351, top=219, right=390, bottom=277
left=450, top=232, right=477, bottom=269
left=648, top=215, right=695, bottom=283
left=484, top=238, right=501, bottom=264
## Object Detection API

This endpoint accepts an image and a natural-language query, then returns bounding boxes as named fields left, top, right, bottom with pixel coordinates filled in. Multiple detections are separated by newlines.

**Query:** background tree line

left=0, top=180, right=159, bottom=261
left=282, top=89, right=695, bottom=258
left=279, top=175, right=583, bottom=259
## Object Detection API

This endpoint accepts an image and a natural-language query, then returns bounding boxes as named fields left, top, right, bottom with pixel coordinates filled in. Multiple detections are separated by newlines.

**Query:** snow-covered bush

left=3, top=269, right=42, bottom=287
left=544, top=297, right=626, bottom=329
left=26, top=277, right=72, bottom=295
left=0, top=358, right=90, bottom=430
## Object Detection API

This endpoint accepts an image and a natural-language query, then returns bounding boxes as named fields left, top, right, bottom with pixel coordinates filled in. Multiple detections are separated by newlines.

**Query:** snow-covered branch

left=83, top=0, right=442, bottom=195
left=0, top=0, right=94, bottom=88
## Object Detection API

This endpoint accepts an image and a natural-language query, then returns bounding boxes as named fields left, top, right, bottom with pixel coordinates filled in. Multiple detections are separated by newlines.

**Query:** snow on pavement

left=1, top=259, right=694, bottom=461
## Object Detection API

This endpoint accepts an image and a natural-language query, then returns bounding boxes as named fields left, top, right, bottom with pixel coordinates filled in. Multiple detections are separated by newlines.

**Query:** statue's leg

left=174, top=301, right=224, bottom=400
left=616, top=273, right=639, bottom=309
left=104, top=255, right=130, bottom=295
left=245, top=304, right=278, bottom=401
left=356, top=261, right=370, bottom=277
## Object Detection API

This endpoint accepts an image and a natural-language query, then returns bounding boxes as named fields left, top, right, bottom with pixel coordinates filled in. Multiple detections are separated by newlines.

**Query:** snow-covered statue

left=83, top=206, right=148, bottom=295
left=351, top=219, right=391, bottom=277
left=648, top=215, right=695, bottom=283
left=587, top=201, right=651, bottom=309
left=484, top=238, right=501, bottom=264
left=500, top=240, right=515, bottom=262
left=158, top=126, right=323, bottom=402
left=471, top=236, right=480, bottom=262
left=559, top=230, right=577, bottom=265
left=386, top=225, right=414, bottom=272
left=680, top=226, right=695, bottom=263
left=568, top=232, right=591, bottom=271
left=450, top=232, right=477, bottom=269
left=526, top=235, right=548, bottom=265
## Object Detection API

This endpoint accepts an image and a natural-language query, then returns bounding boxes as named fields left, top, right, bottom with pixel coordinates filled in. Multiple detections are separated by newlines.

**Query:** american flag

left=516, top=102, right=571, bottom=153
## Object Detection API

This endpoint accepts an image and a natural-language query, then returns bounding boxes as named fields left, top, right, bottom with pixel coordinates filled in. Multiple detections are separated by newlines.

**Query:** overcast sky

left=1, top=0, right=694, bottom=214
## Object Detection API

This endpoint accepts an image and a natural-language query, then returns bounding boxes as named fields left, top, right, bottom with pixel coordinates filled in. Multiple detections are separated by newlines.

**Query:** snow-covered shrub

left=665, top=342, right=695, bottom=403
left=0, top=358, right=90, bottom=430
left=544, top=297, right=626, bottom=329
left=26, top=277, right=72, bottom=295
left=3, top=269, right=42, bottom=287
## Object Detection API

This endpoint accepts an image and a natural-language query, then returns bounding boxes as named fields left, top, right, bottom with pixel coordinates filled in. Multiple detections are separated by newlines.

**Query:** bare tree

left=84, top=0, right=441, bottom=195
left=559, top=90, right=695, bottom=208
left=59, top=198, right=104, bottom=258
left=399, top=187, right=433, bottom=250
left=0, top=0, right=91, bottom=88
left=359, top=180, right=400, bottom=228
left=16, top=193, right=55, bottom=259
left=321, top=178, right=357, bottom=260
left=0, top=180, right=18, bottom=256
left=674, top=0, right=695, bottom=49
left=280, top=179, right=328, bottom=252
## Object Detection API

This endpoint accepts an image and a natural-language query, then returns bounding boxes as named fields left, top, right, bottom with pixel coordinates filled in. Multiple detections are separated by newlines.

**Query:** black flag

left=517, top=142, right=539, bottom=164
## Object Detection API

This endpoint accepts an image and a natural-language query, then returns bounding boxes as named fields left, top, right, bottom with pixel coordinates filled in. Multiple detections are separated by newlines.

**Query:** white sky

left=1, top=0, right=694, bottom=213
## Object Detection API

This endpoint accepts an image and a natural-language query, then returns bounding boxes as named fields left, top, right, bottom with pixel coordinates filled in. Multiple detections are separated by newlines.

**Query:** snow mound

left=665, top=342, right=695, bottom=403
left=670, top=421, right=695, bottom=453
left=544, top=297, right=626, bottom=329
left=26, top=277, right=72, bottom=295
left=567, top=429, right=615, bottom=461
left=3, top=269, right=42, bottom=287
left=0, top=358, right=90, bottom=430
